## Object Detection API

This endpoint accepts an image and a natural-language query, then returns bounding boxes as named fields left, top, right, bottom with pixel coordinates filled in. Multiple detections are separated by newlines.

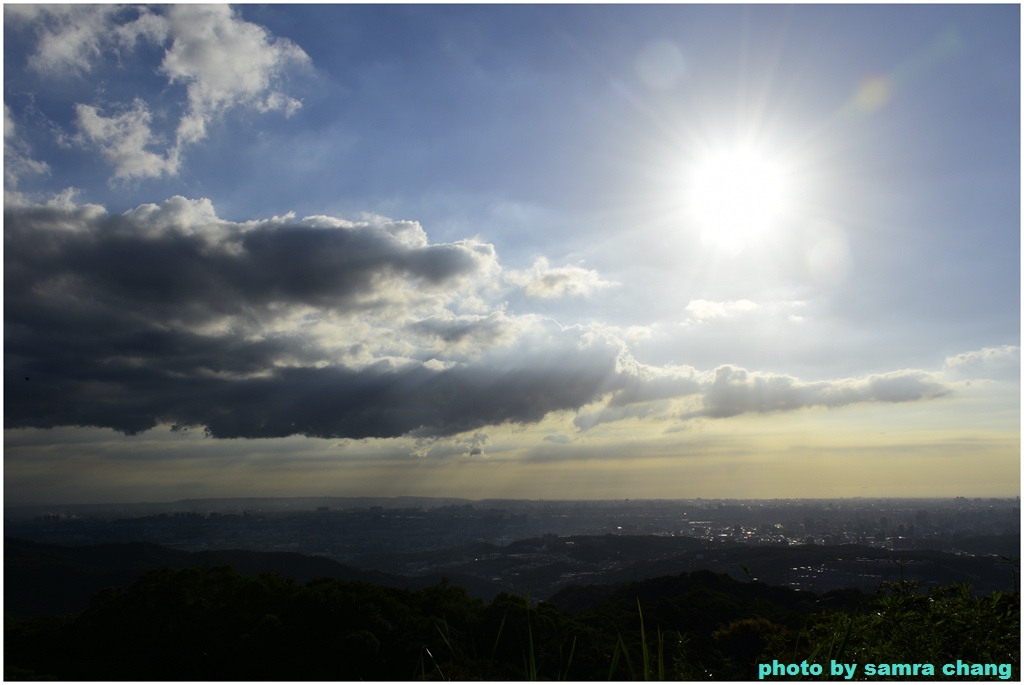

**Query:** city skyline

left=4, top=5, right=1019, bottom=505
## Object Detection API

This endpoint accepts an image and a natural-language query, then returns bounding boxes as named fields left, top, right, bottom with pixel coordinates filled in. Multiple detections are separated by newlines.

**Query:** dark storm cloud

left=5, top=198, right=486, bottom=325
left=6, top=356, right=617, bottom=439
left=4, top=198, right=620, bottom=438
left=405, top=312, right=514, bottom=348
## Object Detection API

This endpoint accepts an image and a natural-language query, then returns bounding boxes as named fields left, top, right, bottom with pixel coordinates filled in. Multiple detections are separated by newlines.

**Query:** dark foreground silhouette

left=5, top=560, right=1018, bottom=680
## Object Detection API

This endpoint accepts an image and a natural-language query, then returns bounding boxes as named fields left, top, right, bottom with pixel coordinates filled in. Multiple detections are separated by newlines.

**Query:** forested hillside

left=3, top=536, right=505, bottom=618
left=6, top=562, right=1018, bottom=680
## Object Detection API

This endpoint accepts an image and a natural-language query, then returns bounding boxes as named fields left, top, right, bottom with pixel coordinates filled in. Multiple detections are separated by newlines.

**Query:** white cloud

left=409, top=430, right=492, bottom=458
left=575, top=360, right=955, bottom=430
left=683, top=299, right=758, bottom=323
left=6, top=5, right=124, bottom=77
left=607, top=357, right=702, bottom=408
left=682, top=299, right=809, bottom=328
left=9, top=5, right=310, bottom=181
left=943, top=345, right=1020, bottom=381
left=74, top=100, right=180, bottom=180
left=463, top=431, right=491, bottom=457
left=506, top=256, right=618, bottom=298
left=160, top=4, right=310, bottom=145
left=4, top=104, right=50, bottom=188
left=695, top=365, right=950, bottom=419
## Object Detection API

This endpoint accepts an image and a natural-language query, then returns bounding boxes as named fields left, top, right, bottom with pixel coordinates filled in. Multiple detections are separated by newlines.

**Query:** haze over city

left=4, top=4, right=1019, bottom=506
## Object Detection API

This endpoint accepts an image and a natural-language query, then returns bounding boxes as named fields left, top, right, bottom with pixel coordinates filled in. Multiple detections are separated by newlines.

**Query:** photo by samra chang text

left=758, top=659, right=1014, bottom=680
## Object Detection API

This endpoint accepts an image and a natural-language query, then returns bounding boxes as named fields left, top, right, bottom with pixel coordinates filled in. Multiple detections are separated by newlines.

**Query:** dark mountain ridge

left=3, top=536, right=506, bottom=618
left=5, top=547, right=1017, bottom=681
left=6, top=532, right=1017, bottom=619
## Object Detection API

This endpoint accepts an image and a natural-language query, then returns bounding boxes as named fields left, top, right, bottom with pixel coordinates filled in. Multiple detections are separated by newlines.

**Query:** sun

left=685, top=144, right=793, bottom=252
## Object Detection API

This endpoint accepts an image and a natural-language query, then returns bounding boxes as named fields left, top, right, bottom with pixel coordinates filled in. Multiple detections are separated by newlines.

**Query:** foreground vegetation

left=5, top=565, right=1018, bottom=680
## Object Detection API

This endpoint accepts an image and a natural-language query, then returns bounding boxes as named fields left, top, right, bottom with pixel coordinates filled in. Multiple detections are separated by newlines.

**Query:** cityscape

left=7, top=496, right=1019, bottom=599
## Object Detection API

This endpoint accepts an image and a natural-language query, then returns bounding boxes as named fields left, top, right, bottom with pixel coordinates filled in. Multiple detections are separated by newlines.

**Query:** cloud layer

left=5, top=196, right=964, bottom=441
left=5, top=197, right=619, bottom=438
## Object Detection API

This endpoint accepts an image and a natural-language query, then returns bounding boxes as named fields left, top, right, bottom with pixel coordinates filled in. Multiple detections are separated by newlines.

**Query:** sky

left=4, top=4, right=1020, bottom=506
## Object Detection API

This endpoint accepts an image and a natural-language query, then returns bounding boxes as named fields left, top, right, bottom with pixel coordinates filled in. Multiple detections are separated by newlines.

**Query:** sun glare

left=685, top=145, right=793, bottom=252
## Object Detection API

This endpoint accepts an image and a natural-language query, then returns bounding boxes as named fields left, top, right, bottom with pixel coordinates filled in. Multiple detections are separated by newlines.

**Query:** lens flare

left=635, top=40, right=686, bottom=89
left=854, top=75, right=891, bottom=112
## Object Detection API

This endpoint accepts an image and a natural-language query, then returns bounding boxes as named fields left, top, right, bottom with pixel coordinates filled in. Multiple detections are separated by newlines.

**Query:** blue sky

left=4, top=4, right=1019, bottom=505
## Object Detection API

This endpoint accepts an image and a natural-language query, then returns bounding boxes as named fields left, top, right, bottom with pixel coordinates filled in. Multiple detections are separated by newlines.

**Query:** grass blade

left=637, top=599, right=651, bottom=680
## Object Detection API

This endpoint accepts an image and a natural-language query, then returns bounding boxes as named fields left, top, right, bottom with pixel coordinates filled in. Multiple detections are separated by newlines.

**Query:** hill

left=3, top=537, right=506, bottom=618
left=5, top=558, right=1018, bottom=680
left=7, top=532, right=1017, bottom=618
